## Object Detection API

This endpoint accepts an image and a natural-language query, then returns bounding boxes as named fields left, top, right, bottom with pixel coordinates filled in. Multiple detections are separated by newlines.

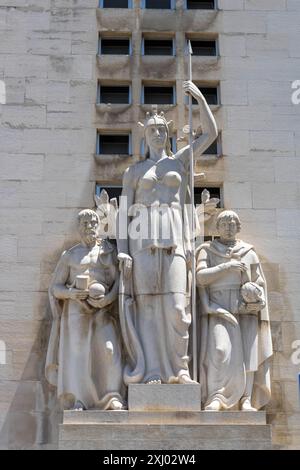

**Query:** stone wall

left=0, top=0, right=299, bottom=449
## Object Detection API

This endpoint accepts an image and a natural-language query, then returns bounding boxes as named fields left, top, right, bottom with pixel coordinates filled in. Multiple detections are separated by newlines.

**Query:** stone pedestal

left=59, top=385, right=272, bottom=450
left=128, top=384, right=201, bottom=412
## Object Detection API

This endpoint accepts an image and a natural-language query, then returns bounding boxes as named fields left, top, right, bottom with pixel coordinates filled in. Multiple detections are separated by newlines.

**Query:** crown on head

left=138, top=105, right=173, bottom=133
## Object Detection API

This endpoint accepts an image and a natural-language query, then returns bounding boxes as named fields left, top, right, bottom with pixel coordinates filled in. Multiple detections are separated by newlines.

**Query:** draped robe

left=197, top=239, right=273, bottom=410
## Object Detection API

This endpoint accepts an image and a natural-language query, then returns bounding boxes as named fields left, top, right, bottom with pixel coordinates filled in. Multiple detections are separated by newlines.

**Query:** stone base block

left=128, top=384, right=201, bottom=412
left=59, top=410, right=272, bottom=450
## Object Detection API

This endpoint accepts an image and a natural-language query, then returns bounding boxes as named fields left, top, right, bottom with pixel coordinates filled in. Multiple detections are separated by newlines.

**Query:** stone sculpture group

left=45, top=81, right=273, bottom=412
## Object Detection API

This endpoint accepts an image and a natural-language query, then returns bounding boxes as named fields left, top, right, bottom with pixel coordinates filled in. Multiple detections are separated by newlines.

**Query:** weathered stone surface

left=59, top=411, right=272, bottom=450
left=128, top=385, right=201, bottom=412
left=63, top=410, right=267, bottom=426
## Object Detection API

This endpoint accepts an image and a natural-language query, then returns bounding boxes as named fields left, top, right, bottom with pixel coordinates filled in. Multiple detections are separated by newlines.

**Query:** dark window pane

left=204, top=138, right=218, bottom=155
left=102, top=0, right=129, bottom=7
left=96, top=186, right=123, bottom=202
left=99, top=135, right=129, bottom=154
left=186, top=0, right=215, bottom=9
left=190, top=40, right=216, bottom=56
left=204, top=236, right=220, bottom=241
left=144, top=39, right=173, bottom=56
left=145, top=0, right=171, bottom=8
left=101, top=39, right=130, bottom=54
left=192, top=86, right=218, bottom=105
left=144, top=86, right=174, bottom=104
left=100, top=86, right=130, bottom=104
left=194, top=187, right=221, bottom=206
left=170, top=138, right=176, bottom=153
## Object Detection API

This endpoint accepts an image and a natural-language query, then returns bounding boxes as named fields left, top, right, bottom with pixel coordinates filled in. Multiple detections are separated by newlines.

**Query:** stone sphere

left=241, top=282, right=263, bottom=303
left=89, top=283, right=106, bottom=299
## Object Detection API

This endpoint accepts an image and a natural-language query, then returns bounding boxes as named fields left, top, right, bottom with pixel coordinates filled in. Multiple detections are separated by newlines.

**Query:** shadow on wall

left=264, top=263, right=295, bottom=449
left=0, top=310, right=62, bottom=450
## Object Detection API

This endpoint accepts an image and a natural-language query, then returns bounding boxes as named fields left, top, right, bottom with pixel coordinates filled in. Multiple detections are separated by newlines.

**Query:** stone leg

left=135, top=293, right=192, bottom=384
left=240, top=372, right=257, bottom=411
left=59, top=307, right=98, bottom=409
left=162, top=292, right=193, bottom=383
left=135, top=294, right=162, bottom=383
left=92, top=313, right=124, bottom=409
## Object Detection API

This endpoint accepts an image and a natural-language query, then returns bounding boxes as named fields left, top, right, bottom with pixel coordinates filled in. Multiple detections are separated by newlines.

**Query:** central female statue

left=117, top=81, right=217, bottom=385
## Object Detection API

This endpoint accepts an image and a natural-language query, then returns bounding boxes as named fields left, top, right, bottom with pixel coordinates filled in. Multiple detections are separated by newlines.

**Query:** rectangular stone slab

left=63, top=410, right=267, bottom=426
left=128, top=384, right=201, bottom=412
left=59, top=423, right=272, bottom=450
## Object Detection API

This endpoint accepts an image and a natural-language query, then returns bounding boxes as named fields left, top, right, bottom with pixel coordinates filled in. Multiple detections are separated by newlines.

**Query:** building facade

left=0, top=0, right=300, bottom=449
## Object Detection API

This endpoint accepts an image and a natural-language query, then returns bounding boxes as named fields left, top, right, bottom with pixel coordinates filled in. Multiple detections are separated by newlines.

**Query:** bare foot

left=73, top=400, right=85, bottom=411
left=240, top=398, right=257, bottom=412
left=146, top=376, right=162, bottom=385
left=109, top=398, right=125, bottom=411
left=178, top=374, right=198, bottom=384
left=205, top=399, right=222, bottom=411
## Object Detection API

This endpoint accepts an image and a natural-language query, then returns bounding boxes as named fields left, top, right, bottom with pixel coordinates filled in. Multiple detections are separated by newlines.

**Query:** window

left=143, top=0, right=173, bottom=8
left=191, top=85, right=219, bottom=105
left=143, top=38, right=174, bottom=56
left=194, top=187, right=221, bottom=206
left=189, top=39, right=217, bottom=56
left=101, top=0, right=131, bottom=7
left=169, top=137, right=177, bottom=153
left=98, top=84, right=130, bottom=104
left=143, top=85, right=175, bottom=105
left=195, top=186, right=222, bottom=242
left=96, top=185, right=123, bottom=202
left=203, top=136, right=220, bottom=155
left=100, top=37, right=131, bottom=55
left=204, top=235, right=220, bottom=241
left=97, top=133, right=131, bottom=155
left=186, top=0, right=215, bottom=9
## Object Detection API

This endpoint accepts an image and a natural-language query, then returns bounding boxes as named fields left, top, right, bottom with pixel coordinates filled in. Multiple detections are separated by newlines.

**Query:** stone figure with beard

left=45, top=209, right=125, bottom=411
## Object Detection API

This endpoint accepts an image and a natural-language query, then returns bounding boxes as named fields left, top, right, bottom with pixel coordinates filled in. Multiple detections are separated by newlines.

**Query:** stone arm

left=251, top=262, right=265, bottom=288
left=239, top=257, right=267, bottom=314
left=50, top=252, right=88, bottom=301
left=50, top=252, right=71, bottom=300
left=196, top=248, right=247, bottom=287
left=104, top=276, right=120, bottom=304
left=175, top=81, right=218, bottom=167
left=196, top=249, right=230, bottom=287
left=246, top=262, right=266, bottom=312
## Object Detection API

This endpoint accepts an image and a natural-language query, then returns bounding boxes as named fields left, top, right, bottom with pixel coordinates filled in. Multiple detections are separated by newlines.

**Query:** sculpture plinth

left=59, top=409, right=272, bottom=450
left=59, top=385, right=271, bottom=451
left=128, top=384, right=201, bottom=412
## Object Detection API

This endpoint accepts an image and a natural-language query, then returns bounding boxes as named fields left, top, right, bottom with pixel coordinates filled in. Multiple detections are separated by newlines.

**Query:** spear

left=187, top=40, right=198, bottom=382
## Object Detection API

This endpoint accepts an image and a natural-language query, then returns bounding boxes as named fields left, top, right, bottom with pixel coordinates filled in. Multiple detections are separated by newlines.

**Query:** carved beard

left=82, top=231, right=97, bottom=245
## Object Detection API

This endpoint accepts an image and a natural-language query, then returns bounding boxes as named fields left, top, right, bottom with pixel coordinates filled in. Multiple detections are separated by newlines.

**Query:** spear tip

left=185, top=40, right=193, bottom=56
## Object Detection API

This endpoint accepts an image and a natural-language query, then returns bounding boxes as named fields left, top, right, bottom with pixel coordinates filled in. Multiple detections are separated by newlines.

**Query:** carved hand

left=67, top=288, right=89, bottom=300
left=183, top=80, right=205, bottom=103
left=225, top=260, right=248, bottom=273
left=244, top=301, right=266, bottom=314
left=87, top=294, right=113, bottom=309
left=118, top=253, right=133, bottom=280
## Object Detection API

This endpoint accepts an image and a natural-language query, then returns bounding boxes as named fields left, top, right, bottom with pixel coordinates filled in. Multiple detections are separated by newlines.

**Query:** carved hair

left=216, top=210, right=241, bottom=232
left=77, top=209, right=100, bottom=226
